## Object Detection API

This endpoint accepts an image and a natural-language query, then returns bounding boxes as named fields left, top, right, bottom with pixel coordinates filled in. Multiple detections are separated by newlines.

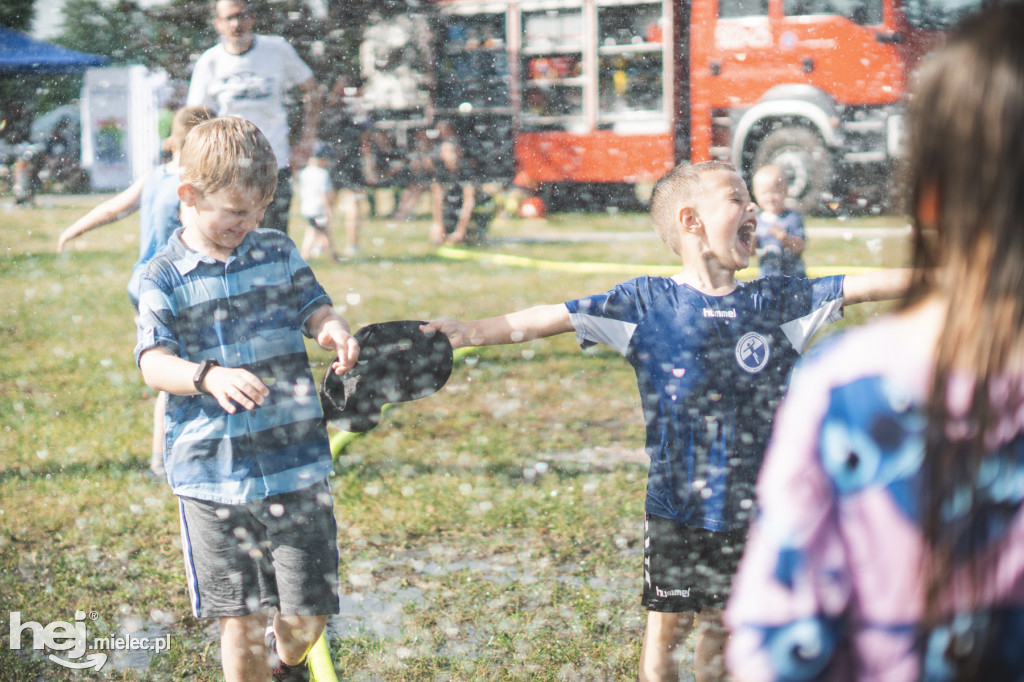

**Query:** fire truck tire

left=751, top=125, right=833, bottom=216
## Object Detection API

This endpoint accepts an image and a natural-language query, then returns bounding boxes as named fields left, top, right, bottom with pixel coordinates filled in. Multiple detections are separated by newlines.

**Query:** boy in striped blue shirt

left=134, top=117, right=359, bottom=682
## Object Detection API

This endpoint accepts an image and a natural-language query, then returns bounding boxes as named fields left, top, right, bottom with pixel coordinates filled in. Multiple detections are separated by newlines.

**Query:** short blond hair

left=179, top=117, right=277, bottom=204
left=650, top=161, right=736, bottom=254
left=167, top=105, right=216, bottom=155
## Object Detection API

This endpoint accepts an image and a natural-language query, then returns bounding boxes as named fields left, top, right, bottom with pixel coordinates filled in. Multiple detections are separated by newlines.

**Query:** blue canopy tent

left=0, top=26, right=108, bottom=74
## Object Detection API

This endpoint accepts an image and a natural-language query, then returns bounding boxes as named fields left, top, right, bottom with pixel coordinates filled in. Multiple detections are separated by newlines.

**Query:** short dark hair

left=211, top=0, right=249, bottom=16
left=650, top=161, right=736, bottom=254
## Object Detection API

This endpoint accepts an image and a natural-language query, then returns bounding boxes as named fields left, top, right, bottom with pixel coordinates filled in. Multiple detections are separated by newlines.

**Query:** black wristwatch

left=193, top=358, right=219, bottom=394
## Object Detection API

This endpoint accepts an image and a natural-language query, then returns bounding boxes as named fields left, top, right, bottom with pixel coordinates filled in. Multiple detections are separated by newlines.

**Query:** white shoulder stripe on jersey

left=779, top=297, right=844, bottom=353
left=570, top=311, right=637, bottom=356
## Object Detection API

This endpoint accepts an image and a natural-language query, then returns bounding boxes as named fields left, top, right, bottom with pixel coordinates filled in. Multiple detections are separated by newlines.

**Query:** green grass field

left=0, top=193, right=910, bottom=680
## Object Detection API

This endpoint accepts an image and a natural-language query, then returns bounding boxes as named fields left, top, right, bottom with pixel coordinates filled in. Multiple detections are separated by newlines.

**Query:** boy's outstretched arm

left=842, top=268, right=913, bottom=305
left=56, top=174, right=148, bottom=253
left=423, top=304, right=574, bottom=349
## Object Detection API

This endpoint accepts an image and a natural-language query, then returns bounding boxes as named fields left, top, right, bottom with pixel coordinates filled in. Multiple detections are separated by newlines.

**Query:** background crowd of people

left=306, top=93, right=500, bottom=251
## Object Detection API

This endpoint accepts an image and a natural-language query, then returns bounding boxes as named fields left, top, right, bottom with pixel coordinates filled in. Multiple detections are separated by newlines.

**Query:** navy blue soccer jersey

left=564, top=275, right=846, bottom=531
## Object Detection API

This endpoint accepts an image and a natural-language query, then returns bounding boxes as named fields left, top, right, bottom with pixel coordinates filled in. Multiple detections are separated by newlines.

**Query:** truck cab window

left=522, top=9, right=585, bottom=123
left=436, top=15, right=510, bottom=112
left=904, top=0, right=985, bottom=29
left=783, top=0, right=883, bottom=24
left=719, top=0, right=768, bottom=18
left=597, top=3, right=665, bottom=118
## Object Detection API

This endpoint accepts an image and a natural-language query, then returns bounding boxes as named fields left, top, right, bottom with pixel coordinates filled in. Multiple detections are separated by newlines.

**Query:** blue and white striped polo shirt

left=135, top=228, right=333, bottom=504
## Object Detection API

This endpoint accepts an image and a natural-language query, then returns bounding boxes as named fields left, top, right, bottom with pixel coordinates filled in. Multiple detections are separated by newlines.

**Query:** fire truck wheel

left=751, top=125, right=833, bottom=216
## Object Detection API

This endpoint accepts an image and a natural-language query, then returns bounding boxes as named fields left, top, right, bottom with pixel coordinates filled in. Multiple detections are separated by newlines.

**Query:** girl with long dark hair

left=725, top=5, right=1024, bottom=679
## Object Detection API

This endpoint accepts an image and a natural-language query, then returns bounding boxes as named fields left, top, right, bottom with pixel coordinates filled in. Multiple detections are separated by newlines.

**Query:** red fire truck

left=359, top=0, right=977, bottom=213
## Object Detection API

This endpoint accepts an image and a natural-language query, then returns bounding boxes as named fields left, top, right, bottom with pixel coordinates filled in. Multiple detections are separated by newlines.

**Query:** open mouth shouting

left=738, top=219, right=757, bottom=254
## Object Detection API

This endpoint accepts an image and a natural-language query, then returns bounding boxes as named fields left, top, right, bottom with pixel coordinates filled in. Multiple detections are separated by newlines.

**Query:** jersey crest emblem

left=735, top=332, right=770, bottom=373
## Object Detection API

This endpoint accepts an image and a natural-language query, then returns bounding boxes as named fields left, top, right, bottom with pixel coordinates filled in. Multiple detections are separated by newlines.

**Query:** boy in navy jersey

left=423, top=161, right=910, bottom=682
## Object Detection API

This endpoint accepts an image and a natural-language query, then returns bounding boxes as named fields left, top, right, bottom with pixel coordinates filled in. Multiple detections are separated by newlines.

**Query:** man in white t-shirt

left=187, top=0, right=322, bottom=235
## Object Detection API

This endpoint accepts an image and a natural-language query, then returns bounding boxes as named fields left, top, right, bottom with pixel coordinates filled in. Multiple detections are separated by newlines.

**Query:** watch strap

left=193, top=358, right=219, bottom=394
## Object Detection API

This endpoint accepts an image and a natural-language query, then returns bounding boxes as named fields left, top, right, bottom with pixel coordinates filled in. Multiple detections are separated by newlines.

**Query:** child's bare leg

left=342, top=190, right=362, bottom=252
left=394, top=184, right=424, bottom=220
left=300, top=227, right=317, bottom=259
left=694, top=607, right=729, bottom=681
left=639, top=610, right=695, bottom=682
left=317, top=224, right=341, bottom=261
left=273, top=612, right=328, bottom=666
left=219, top=612, right=269, bottom=682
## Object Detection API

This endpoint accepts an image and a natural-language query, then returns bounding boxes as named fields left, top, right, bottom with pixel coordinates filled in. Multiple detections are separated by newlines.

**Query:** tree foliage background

left=2, top=0, right=433, bottom=143
left=0, top=0, right=35, bottom=32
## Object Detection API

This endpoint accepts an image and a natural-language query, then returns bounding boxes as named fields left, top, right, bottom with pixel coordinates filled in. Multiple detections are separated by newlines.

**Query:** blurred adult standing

left=187, top=0, right=322, bottom=234
left=320, top=76, right=369, bottom=256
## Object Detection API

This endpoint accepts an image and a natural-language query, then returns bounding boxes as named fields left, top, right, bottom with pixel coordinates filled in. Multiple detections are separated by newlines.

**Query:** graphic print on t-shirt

left=220, top=71, right=273, bottom=103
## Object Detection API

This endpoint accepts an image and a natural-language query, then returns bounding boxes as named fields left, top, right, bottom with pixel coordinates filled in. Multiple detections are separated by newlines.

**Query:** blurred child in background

left=56, top=105, right=215, bottom=478
left=430, top=139, right=496, bottom=246
left=752, top=164, right=806, bottom=278
left=296, top=143, right=342, bottom=263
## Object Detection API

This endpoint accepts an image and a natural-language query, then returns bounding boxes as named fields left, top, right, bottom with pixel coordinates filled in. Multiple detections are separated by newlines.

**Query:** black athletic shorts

left=641, top=513, right=748, bottom=613
left=178, top=479, right=340, bottom=618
